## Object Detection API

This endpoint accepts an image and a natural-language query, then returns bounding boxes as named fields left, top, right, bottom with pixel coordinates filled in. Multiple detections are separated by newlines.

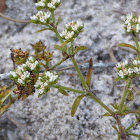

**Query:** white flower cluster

left=34, top=71, right=58, bottom=95
left=60, top=21, right=84, bottom=40
left=10, top=57, right=40, bottom=85
left=35, top=0, right=61, bottom=10
left=124, top=13, right=140, bottom=33
left=30, top=11, right=51, bottom=23
left=10, top=65, right=30, bottom=85
left=25, top=57, right=39, bottom=70
left=35, top=0, right=45, bottom=7
left=116, top=60, right=140, bottom=79
left=47, top=0, right=61, bottom=9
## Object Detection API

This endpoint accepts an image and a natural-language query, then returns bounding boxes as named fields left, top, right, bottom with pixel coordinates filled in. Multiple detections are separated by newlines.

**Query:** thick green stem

left=53, top=84, right=85, bottom=94
left=71, top=57, right=89, bottom=91
left=115, top=116, right=127, bottom=140
left=119, top=79, right=132, bottom=113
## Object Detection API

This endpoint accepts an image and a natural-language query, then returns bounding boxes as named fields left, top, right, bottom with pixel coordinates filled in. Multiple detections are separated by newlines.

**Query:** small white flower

left=116, top=63, right=121, bottom=68
left=125, top=19, right=130, bottom=25
left=127, top=23, right=131, bottom=32
left=44, top=82, right=48, bottom=86
left=10, top=71, right=17, bottom=77
left=134, top=67, right=139, bottom=73
left=28, top=56, right=34, bottom=62
left=35, top=60, right=39, bottom=65
left=47, top=3, right=55, bottom=8
left=35, top=1, right=45, bottom=7
left=60, top=30, right=67, bottom=37
left=133, top=60, right=138, bottom=65
left=126, top=13, right=133, bottom=21
left=37, top=89, right=44, bottom=94
left=138, top=16, right=140, bottom=23
left=118, top=70, right=124, bottom=78
left=65, top=31, right=74, bottom=40
left=123, top=68, right=128, bottom=75
left=136, top=24, right=140, bottom=33
left=128, top=68, right=133, bottom=75
left=18, top=78, right=24, bottom=84
left=30, top=15, right=38, bottom=20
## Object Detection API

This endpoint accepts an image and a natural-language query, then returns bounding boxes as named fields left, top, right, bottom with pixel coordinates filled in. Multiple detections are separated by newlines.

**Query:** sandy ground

left=0, top=0, right=140, bottom=140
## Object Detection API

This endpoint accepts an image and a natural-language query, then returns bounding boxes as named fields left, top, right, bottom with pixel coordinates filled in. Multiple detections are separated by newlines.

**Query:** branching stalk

left=119, top=79, right=132, bottom=113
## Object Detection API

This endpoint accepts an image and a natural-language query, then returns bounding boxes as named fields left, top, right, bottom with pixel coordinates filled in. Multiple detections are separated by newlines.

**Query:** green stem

left=119, top=79, right=132, bottom=113
left=51, top=11, right=55, bottom=25
left=71, top=56, right=89, bottom=91
left=54, top=29, right=64, bottom=43
left=71, top=42, right=74, bottom=54
left=53, top=84, right=85, bottom=94
left=49, top=57, right=68, bottom=70
left=89, top=92, right=115, bottom=116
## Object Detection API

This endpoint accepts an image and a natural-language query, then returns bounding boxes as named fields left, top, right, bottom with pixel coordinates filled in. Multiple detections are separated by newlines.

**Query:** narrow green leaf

left=86, top=58, right=93, bottom=88
left=128, top=90, right=134, bottom=101
left=111, top=103, right=119, bottom=110
left=37, top=28, right=49, bottom=32
left=127, top=133, right=140, bottom=137
left=71, top=95, right=86, bottom=117
left=75, top=46, right=88, bottom=53
left=112, top=125, right=119, bottom=133
left=56, top=17, right=61, bottom=26
left=115, top=77, right=122, bottom=81
left=102, top=112, right=111, bottom=116
left=134, top=37, right=140, bottom=52
left=119, top=43, right=137, bottom=51
left=57, top=71, right=62, bottom=76
left=61, top=41, right=68, bottom=48
left=58, top=88, right=69, bottom=96
left=54, top=45, right=67, bottom=52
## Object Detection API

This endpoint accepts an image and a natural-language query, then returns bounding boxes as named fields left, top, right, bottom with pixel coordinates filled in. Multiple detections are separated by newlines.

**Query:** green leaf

left=37, top=28, right=49, bottom=32
left=75, top=46, right=88, bottom=53
left=111, top=103, right=119, bottom=110
left=71, top=95, right=86, bottom=117
left=119, top=43, right=137, bottom=51
left=115, top=77, right=122, bottom=81
left=102, top=112, right=111, bottom=116
left=112, top=125, right=119, bottom=133
left=86, top=58, right=93, bottom=88
left=57, top=71, right=62, bottom=76
left=134, top=37, right=140, bottom=51
left=54, top=45, right=67, bottom=52
left=58, top=88, right=69, bottom=96
left=127, top=133, right=140, bottom=137
left=56, top=17, right=61, bottom=26
left=128, top=90, right=134, bottom=101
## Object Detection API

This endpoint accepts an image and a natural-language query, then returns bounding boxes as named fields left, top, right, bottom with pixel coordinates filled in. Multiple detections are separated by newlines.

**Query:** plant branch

left=119, top=79, right=132, bottom=113
left=71, top=56, right=89, bottom=91
left=53, top=84, right=85, bottom=94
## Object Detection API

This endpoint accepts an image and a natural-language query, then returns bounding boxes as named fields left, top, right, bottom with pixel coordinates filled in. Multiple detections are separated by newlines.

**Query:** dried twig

left=0, top=62, right=116, bottom=80
left=0, top=12, right=30, bottom=23
left=107, top=47, right=117, bottom=62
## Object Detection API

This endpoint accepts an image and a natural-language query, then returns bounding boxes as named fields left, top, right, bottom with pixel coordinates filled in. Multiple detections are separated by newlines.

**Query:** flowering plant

left=0, top=1, right=140, bottom=139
